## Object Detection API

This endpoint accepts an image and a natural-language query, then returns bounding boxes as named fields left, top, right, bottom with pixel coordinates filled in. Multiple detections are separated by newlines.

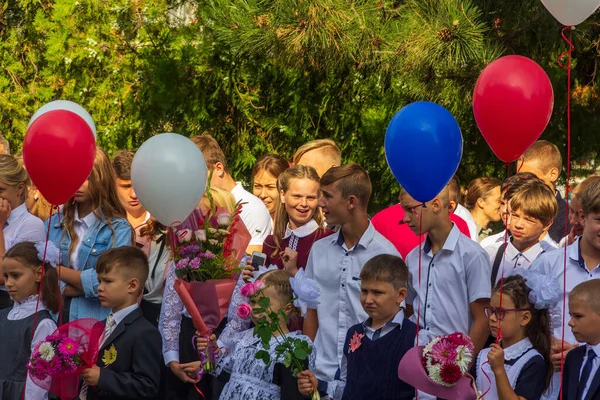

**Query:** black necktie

left=577, top=348, right=597, bottom=400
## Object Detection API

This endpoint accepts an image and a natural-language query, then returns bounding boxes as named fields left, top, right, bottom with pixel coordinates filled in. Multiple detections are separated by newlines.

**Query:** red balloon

left=23, top=110, right=96, bottom=205
left=473, top=55, right=554, bottom=163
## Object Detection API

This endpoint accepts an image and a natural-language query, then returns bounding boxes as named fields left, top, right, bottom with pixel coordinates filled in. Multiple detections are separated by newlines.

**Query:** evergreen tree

left=0, top=0, right=598, bottom=210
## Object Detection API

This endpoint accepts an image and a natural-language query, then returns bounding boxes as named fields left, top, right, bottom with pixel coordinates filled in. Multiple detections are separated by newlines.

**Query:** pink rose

left=240, top=283, right=257, bottom=297
left=195, top=229, right=207, bottom=242
left=254, top=280, right=266, bottom=290
left=217, top=213, right=231, bottom=226
left=177, top=229, right=192, bottom=244
left=237, top=302, right=252, bottom=319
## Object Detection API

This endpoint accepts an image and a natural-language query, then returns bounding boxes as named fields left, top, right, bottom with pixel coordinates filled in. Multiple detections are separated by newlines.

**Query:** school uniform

left=405, top=224, right=491, bottom=345
left=85, top=304, right=163, bottom=400
left=262, top=220, right=334, bottom=270
left=531, top=238, right=600, bottom=400
left=476, top=338, right=547, bottom=400
left=305, top=222, right=400, bottom=392
left=562, top=343, right=600, bottom=400
left=484, top=240, right=545, bottom=286
left=328, top=310, right=416, bottom=400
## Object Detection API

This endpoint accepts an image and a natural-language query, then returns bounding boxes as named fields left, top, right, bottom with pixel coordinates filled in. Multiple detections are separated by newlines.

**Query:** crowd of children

left=1, top=136, right=600, bottom=400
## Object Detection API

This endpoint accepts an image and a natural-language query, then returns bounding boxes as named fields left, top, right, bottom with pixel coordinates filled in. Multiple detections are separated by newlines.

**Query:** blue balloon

left=385, top=102, right=463, bottom=203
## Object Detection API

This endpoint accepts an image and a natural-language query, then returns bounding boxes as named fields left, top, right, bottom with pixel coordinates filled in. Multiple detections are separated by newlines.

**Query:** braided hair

left=257, top=269, right=300, bottom=323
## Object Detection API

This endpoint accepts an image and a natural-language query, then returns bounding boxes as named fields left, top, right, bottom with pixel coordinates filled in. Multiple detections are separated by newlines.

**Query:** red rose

left=440, top=363, right=461, bottom=385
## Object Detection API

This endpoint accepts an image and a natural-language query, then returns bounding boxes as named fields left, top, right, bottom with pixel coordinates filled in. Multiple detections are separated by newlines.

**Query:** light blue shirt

left=484, top=239, right=545, bottom=284
left=305, top=222, right=399, bottom=383
left=580, top=343, right=600, bottom=400
left=363, top=308, right=404, bottom=340
left=406, top=224, right=491, bottom=345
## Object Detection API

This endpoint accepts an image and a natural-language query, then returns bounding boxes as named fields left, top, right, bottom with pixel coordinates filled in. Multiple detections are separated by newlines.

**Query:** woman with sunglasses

left=476, top=271, right=558, bottom=400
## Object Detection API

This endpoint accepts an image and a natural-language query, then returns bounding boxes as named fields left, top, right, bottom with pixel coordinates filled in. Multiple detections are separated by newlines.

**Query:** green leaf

left=255, top=350, right=271, bottom=366
left=293, top=348, right=308, bottom=361
left=258, top=296, right=271, bottom=309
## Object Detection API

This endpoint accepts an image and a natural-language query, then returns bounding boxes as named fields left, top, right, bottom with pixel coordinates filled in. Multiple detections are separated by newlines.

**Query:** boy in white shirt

left=485, top=179, right=557, bottom=285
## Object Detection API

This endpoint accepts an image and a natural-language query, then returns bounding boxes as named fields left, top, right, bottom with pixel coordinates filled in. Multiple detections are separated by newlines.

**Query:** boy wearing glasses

left=484, top=180, right=558, bottom=285
left=531, top=179, right=600, bottom=400
left=400, top=186, right=491, bottom=357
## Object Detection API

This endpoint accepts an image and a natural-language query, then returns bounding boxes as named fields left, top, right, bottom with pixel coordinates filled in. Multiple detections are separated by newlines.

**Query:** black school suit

left=562, top=346, right=600, bottom=400
left=87, top=307, right=164, bottom=400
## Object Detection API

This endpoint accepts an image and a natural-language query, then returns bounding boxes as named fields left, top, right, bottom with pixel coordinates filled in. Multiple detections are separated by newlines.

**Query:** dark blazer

left=87, top=307, right=164, bottom=400
left=562, top=346, right=600, bottom=400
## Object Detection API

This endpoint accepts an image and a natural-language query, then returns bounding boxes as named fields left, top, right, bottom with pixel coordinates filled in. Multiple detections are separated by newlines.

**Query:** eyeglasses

left=484, top=306, right=531, bottom=321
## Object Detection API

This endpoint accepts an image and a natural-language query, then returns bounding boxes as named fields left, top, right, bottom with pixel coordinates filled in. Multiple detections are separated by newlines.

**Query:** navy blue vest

left=342, top=318, right=416, bottom=400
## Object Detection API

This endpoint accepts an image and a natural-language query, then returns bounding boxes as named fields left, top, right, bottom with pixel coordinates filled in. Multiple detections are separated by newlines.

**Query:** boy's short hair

left=517, top=140, right=562, bottom=175
left=573, top=175, right=600, bottom=197
left=112, top=150, right=136, bottom=181
left=320, top=163, right=371, bottom=207
left=96, top=246, right=149, bottom=294
left=501, top=172, right=542, bottom=201
left=190, top=134, right=228, bottom=172
left=580, top=179, right=600, bottom=215
left=509, top=180, right=558, bottom=226
left=360, top=254, right=408, bottom=290
left=293, top=139, right=341, bottom=166
left=570, top=280, right=600, bottom=316
left=447, top=176, right=461, bottom=204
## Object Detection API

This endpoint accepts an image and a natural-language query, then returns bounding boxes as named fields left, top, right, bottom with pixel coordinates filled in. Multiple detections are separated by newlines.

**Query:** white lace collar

left=503, top=337, right=533, bottom=361
left=283, top=220, right=319, bottom=239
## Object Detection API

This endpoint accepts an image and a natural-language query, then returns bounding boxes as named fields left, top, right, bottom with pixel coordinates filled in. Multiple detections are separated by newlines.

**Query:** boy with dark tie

left=563, top=280, right=600, bottom=400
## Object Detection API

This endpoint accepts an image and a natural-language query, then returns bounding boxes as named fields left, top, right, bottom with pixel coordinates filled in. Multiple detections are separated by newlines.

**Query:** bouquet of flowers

left=28, top=319, right=104, bottom=400
left=421, top=332, right=473, bottom=387
left=237, top=270, right=320, bottom=400
left=171, top=190, right=251, bottom=376
left=398, top=332, right=478, bottom=400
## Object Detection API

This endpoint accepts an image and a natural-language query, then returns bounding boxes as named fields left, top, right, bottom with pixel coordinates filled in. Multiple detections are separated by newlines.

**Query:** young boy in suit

left=80, top=246, right=163, bottom=400
left=298, top=254, right=416, bottom=399
left=563, top=280, right=600, bottom=400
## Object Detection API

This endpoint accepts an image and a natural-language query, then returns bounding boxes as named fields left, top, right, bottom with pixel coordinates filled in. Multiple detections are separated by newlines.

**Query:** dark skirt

left=165, top=317, right=226, bottom=400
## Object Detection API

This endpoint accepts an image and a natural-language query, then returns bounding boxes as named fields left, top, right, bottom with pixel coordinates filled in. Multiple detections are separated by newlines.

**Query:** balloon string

left=558, top=25, right=573, bottom=400
left=415, top=204, right=424, bottom=400
left=21, top=205, right=55, bottom=400
left=479, top=163, right=512, bottom=399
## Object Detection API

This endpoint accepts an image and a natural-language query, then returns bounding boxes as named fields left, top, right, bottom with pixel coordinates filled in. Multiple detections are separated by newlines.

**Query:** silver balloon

left=132, top=133, right=207, bottom=225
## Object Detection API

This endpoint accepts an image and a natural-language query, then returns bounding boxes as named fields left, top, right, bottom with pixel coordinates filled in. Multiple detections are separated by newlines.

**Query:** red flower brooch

left=349, top=331, right=365, bottom=353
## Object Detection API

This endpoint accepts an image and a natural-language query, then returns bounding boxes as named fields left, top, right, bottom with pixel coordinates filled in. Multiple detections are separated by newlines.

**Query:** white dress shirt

left=454, top=204, right=478, bottom=242
left=108, top=303, right=139, bottom=335
left=230, top=182, right=272, bottom=246
left=9, top=295, right=57, bottom=400
left=71, top=209, right=99, bottom=269
left=484, top=240, right=545, bottom=284
left=406, top=224, right=491, bottom=345
left=305, top=222, right=399, bottom=383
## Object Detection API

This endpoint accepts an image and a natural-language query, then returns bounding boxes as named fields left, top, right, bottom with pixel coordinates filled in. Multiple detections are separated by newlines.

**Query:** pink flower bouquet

left=398, top=332, right=478, bottom=400
left=28, top=319, right=104, bottom=400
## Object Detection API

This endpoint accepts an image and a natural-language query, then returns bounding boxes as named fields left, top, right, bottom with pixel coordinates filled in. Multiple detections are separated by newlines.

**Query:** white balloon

left=541, top=0, right=600, bottom=26
left=29, top=100, right=97, bottom=139
left=131, top=133, right=207, bottom=226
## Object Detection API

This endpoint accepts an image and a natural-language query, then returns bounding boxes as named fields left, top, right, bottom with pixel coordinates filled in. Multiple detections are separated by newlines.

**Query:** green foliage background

left=1, top=0, right=599, bottom=211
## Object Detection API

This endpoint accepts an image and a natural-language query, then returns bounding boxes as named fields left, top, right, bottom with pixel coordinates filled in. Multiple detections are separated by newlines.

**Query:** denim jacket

left=45, top=212, right=132, bottom=321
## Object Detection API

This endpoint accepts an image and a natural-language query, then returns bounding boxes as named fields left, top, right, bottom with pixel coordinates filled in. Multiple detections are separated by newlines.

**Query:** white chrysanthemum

left=427, top=363, right=443, bottom=385
left=455, top=345, right=473, bottom=373
left=423, top=337, right=439, bottom=355
left=39, top=342, right=55, bottom=361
